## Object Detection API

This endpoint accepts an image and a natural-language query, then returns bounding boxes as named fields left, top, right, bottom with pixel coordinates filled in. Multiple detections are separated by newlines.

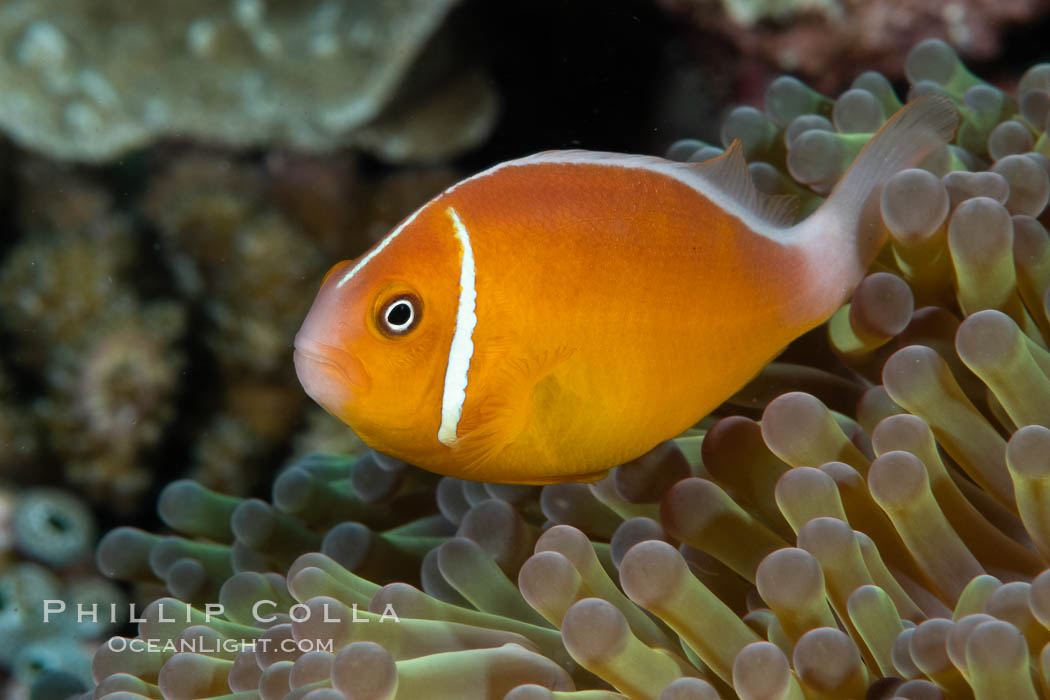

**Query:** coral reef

left=85, top=38, right=1050, bottom=700
left=0, top=361, right=39, bottom=475
left=0, top=0, right=497, bottom=163
left=0, top=161, right=186, bottom=504
left=658, top=0, right=1050, bottom=92
left=144, top=153, right=335, bottom=377
left=137, top=153, right=457, bottom=494
left=141, top=154, right=329, bottom=494
left=0, top=141, right=460, bottom=505
left=0, top=486, right=122, bottom=697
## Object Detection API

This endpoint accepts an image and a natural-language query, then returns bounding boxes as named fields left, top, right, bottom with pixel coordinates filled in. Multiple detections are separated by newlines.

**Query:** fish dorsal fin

left=502, top=144, right=798, bottom=230
left=686, top=139, right=798, bottom=227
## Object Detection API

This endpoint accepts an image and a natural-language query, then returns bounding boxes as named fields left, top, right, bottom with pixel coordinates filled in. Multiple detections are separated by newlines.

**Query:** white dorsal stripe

left=336, top=206, right=424, bottom=288
left=341, top=148, right=784, bottom=290
left=437, top=206, right=478, bottom=447
left=442, top=149, right=787, bottom=239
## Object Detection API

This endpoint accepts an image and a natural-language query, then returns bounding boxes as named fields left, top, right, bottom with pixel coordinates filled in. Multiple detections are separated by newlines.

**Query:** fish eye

left=378, top=294, right=421, bottom=336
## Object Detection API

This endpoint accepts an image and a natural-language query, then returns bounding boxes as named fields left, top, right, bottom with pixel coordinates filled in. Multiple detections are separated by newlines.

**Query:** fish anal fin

left=509, top=469, right=610, bottom=486
left=689, top=139, right=799, bottom=227
left=451, top=347, right=575, bottom=475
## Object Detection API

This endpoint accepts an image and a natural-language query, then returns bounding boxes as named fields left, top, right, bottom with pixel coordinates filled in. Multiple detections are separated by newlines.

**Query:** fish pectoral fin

left=450, top=399, right=529, bottom=474
left=451, top=347, right=575, bottom=474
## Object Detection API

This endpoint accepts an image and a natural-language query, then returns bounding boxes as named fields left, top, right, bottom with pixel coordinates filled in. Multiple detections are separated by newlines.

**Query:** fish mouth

left=293, top=333, right=372, bottom=395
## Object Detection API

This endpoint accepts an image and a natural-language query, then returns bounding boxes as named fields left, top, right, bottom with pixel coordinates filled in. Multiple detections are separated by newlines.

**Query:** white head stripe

left=336, top=207, right=423, bottom=288
left=437, top=207, right=478, bottom=447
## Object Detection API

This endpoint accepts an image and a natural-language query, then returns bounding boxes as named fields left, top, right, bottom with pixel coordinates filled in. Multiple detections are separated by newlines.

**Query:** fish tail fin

left=792, top=94, right=959, bottom=322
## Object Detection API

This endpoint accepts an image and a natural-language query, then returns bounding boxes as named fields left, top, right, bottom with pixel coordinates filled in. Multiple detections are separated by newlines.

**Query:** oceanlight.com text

left=106, top=636, right=336, bottom=655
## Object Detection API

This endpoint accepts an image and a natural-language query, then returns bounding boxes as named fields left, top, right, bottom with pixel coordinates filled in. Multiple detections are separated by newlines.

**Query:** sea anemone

left=0, top=488, right=123, bottom=696
left=90, top=39, right=1050, bottom=699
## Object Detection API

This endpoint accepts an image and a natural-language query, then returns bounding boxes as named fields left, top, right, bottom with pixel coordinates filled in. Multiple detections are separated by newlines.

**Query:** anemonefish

left=294, top=95, right=958, bottom=484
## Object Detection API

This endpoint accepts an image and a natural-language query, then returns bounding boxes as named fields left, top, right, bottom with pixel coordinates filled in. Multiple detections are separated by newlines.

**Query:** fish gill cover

left=67, top=37, right=1050, bottom=700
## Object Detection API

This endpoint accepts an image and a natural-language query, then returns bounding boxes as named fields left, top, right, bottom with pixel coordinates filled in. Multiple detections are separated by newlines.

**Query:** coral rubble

left=88, top=38, right=1050, bottom=700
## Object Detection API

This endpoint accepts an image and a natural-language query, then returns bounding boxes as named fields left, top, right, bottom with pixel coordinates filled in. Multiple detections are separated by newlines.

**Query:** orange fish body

left=294, top=96, right=958, bottom=483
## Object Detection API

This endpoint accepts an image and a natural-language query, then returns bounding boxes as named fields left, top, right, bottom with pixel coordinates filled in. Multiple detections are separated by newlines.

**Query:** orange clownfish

left=294, top=96, right=958, bottom=484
